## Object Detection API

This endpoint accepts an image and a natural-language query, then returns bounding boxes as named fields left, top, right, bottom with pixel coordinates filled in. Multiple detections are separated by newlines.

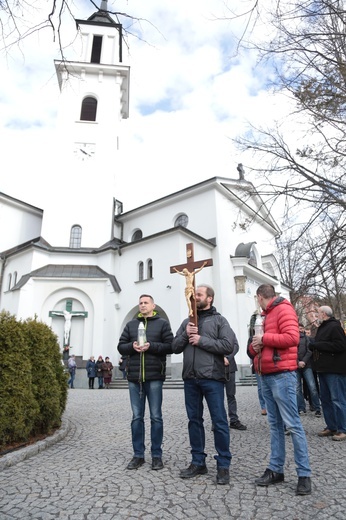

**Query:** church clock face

left=74, top=142, right=95, bottom=161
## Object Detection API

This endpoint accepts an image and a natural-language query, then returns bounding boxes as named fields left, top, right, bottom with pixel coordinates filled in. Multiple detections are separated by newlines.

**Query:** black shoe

left=315, top=410, right=322, bottom=417
left=230, top=420, right=247, bottom=431
left=217, top=468, right=230, bottom=485
left=255, top=468, right=284, bottom=486
left=296, top=476, right=311, bottom=495
left=152, top=457, right=164, bottom=470
left=126, top=457, right=145, bottom=470
left=179, top=463, right=208, bottom=479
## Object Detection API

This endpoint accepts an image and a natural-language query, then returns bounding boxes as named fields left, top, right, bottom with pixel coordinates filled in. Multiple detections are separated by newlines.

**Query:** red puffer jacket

left=250, top=297, right=299, bottom=375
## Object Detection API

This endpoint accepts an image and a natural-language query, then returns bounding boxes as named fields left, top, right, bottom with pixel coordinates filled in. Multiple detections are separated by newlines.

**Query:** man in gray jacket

left=172, top=284, right=236, bottom=485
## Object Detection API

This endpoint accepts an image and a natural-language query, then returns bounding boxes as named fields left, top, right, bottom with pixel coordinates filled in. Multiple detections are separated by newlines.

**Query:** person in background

left=67, top=354, right=77, bottom=389
left=118, top=294, right=173, bottom=471
left=247, top=312, right=266, bottom=415
left=310, top=306, right=346, bottom=441
left=102, top=357, right=113, bottom=389
left=86, top=355, right=97, bottom=389
left=249, top=284, right=312, bottom=496
left=172, top=284, right=235, bottom=486
left=95, top=355, right=104, bottom=389
left=224, top=339, right=247, bottom=430
left=119, top=356, right=128, bottom=379
left=296, top=324, right=321, bottom=417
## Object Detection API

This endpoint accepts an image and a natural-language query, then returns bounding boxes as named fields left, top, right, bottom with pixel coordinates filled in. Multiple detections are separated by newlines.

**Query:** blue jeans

left=184, top=379, right=231, bottom=469
left=261, top=371, right=311, bottom=477
left=128, top=380, right=164, bottom=458
left=98, top=376, right=104, bottom=388
left=68, top=372, right=75, bottom=388
left=255, top=373, right=266, bottom=410
left=318, top=373, right=346, bottom=433
left=296, top=368, right=320, bottom=412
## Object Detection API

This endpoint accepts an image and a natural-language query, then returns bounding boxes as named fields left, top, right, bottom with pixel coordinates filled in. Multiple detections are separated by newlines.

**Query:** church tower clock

left=41, top=0, right=130, bottom=247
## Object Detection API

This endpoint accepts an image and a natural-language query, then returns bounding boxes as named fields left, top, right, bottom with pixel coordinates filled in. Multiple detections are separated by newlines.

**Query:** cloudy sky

left=0, top=0, right=290, bottom=213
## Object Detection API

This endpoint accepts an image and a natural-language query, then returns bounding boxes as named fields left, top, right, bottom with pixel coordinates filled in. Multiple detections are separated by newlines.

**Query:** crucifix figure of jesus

left=170, top=243, right=213, bottom=326
left=49, top=300, right=88, bottom=346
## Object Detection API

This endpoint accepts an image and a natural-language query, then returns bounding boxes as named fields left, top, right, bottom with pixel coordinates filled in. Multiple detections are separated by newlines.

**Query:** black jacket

left=310, top=317, right=346, bottom=374
left=298, top=333, right=312, bottom=368
left=117, top=312, right=173, bottom=382
left=172, top=306, right=235, bottom=382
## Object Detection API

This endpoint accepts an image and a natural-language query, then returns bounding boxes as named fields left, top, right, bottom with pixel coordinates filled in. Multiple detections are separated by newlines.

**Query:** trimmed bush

left=22, top=317, right=68, bottom=434
left=0, top=311, right=39, bottom=448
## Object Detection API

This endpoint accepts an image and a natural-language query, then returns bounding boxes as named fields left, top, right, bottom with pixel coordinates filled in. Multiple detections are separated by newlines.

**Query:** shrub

left=0, top=311, right=39, bottom=448
left=22, top=317, right=68, bottom=434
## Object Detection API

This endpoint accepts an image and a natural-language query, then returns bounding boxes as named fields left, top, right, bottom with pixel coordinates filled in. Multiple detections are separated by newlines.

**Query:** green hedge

left=0, top=311, right=68, bottom=449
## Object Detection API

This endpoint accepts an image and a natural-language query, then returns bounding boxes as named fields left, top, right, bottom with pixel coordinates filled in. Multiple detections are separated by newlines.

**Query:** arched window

left=147, top=259, right=153, bottom=279
left=80, top=96, right=97, bottom=121
left=132, top=229, right=143, bottom=242
left=70, top=225, right=82, bottom=248
left=138, top=262, right=144, bottom=281
left=7, top=273, right=12, bottom=291
left=12, top=271, right=17, bottom=287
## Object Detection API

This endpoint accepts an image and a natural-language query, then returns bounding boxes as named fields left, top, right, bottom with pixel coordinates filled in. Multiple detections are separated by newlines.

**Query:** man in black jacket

left=172, top=285, right=236, bottom=485
left=310, top=306, right=346, bottom=441
left=118, top=294, right=173, bottom=470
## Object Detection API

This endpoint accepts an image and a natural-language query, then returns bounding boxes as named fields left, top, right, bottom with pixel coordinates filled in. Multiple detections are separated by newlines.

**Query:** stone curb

left=0, top=416, right=71, bottom=472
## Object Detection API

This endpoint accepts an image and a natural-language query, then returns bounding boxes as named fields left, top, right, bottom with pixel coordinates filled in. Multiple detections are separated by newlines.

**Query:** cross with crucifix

left=170, top=243, right=213, bottom=326
left=49, top=299, right=88, bottom=349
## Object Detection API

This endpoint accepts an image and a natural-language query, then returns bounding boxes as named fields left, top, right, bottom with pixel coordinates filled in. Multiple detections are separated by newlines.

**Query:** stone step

left=109, top=376, right=258, bottom=389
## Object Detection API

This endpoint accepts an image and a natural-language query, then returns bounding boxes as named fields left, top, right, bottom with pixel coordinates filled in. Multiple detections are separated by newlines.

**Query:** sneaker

left=179, top=463, right=208, bottom=479
left=255, top=468, right=284, bottom=486
left=296, top=476, right=311, bottom=495
left=261, top=409, right=267, bottom=416
left=229, top=420, right=247, bottom=431
left=332, top=432, right=346, bottom=441
left=315, top=410, right=322, bottom=417
left=216, top=468, right=230, bottom=485
left=299, top=410, right=306, bottom=415
left=318, top=428, right=337, bottom=437
left=126, top=457, right=145, bottom=470
left=152, top=457, right=164, bottom=470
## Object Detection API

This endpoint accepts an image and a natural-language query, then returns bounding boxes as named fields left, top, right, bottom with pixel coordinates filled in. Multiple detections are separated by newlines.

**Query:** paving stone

left=0, top=387, right=345, bottom=519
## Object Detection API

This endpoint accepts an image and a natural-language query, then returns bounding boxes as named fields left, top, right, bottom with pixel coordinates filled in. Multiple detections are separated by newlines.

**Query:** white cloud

left=0, top=0, right=298, bottom=212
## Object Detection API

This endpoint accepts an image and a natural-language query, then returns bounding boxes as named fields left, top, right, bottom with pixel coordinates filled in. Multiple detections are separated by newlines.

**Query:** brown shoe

left=318, top=428, right=337, bottom=437
left=332, top=432, right=346, bottom=441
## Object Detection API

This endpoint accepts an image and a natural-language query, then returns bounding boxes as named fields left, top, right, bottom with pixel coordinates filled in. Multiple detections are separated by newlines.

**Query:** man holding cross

left=172, top=284, right=236, bottom=485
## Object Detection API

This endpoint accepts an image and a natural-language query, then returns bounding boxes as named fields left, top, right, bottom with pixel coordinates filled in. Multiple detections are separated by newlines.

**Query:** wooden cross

left=49, top=299, right=88, bottom=347
left=170, top=243, right=213, bottom=326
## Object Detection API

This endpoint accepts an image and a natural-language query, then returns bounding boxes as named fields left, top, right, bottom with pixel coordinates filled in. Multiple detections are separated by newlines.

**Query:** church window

left=70, top=225, right=82, bottom=248
left=7, top=273, right=12, bottom=291
left=138, top=262, right=144, bottom=281
left=80, top=96, right=97, bottom=121
left=175, top=214, right=189, bottom=227
left=12, top=271, right=17, bottom=287
left=91, top=35, right=103, bottom=63
left=132, top=229, right=143, bottom=242
left=147, top=259, right=153, bottom=279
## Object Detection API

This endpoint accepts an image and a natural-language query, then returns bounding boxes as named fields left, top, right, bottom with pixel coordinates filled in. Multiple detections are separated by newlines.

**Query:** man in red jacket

left=250, top=284, right=312, bottom=496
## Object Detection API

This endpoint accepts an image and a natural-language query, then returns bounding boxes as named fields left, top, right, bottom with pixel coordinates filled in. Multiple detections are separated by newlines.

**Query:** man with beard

left=172, top=284, right=236, bottom=485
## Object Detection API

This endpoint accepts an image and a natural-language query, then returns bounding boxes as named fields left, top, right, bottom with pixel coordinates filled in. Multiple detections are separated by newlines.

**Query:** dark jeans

left=319, top=373, right=346, bottom=433
left=128, top=380, right=164, bottom=458
left=296, top=368, right=320, bottom=412
left=184, top=378, right=232, bottom=469
left=225, top=371, right=238, bottom=423
left=88, top=377, right=95, bottom=389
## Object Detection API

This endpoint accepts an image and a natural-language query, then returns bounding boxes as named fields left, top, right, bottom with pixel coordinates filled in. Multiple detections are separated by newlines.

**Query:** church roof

left=76, top=0, right=120, bottom=27
left=12, top=264, right=121, bottom=292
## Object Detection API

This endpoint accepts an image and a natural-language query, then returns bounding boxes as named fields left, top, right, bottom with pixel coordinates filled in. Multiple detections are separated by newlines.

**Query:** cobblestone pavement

left=1, top=386, right=345, bottom=519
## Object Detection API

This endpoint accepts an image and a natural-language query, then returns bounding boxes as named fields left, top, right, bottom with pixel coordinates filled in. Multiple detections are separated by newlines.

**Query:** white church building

left=0, top=1, right=290, bottom=380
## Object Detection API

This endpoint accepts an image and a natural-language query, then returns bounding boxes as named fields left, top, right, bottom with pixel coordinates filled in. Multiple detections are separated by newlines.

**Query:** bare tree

left=0, top=0, right=150, bottom=59
left=235, top=0, right=346, bottom=229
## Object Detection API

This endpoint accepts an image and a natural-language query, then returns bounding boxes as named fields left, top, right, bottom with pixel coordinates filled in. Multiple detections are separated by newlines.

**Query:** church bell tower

left=41, top=0, right=130, bottom=247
